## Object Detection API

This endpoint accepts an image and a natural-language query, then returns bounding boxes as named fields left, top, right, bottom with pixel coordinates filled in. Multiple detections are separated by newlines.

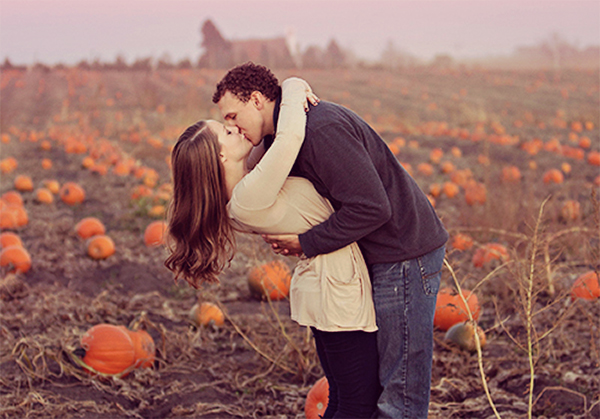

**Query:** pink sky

left=1, top=0, right=598, bottom=65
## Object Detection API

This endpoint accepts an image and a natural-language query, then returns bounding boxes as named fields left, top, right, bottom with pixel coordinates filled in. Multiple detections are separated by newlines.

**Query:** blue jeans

left=369, top=245, right=445, bottom=419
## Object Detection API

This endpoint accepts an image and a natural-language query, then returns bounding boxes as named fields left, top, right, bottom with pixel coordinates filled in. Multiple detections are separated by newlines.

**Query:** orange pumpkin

left=144, top=221, right=167, bottom=247
left=571, top=271, right=600, bottom=301
left=41, top=158, right=53, bottom=170
left=442, top=181, right=460, bottom=198
left=42, top=179, right=60, bottom=194
left=445, top=321, right=487, bottom=351
left=559, top=200, right=580, bottom=221
left=0, top=232, right=22, bottom=248
left=0, top=245, right=32, bottom=274
left=35, top=188, right=54, bottom=204
left=75, top=217, right=106, bottom=239
left=81, top=324, right=136, bottom=375
left=1, top=191, right=24, bottom=206
left=59, top=182, right=86, bottom=205
left=305, top=377, right=329, bottom=419
left=417, top=163, right=434, bottom=177
left=588, top=151, right=600, bottom=166
left=434, top=287, right=481, bottom=331
left=2, top=204, right=28, bottom=228
left=0, top=206, right=19, bottom=230
left=428, top=183, right=442, bottom=198
left=501, top=166, right=522, bottom=183
left=86, top=235, right=115, bottom=260
left=190, top=302, right=225, bottom=327
left=124, top=328, right=156, bottom=369
left=14, top=175, right=34, bottom=192
left=472, top=243, right=509, bottom=268
left=451, top=233, right=474, bottom=251
left=464, top=182, right=487, bottom=206
left=248, top=260, right=292, bottom=300
left=542, top=169, right=564, bottom=184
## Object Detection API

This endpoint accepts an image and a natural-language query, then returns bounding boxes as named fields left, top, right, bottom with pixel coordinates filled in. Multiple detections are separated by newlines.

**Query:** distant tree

left=76, top=59, right=91, bottom=70
left=131, top=57, right=153, bottom=72
left=430, top=54, right=454, bottom=69
left=301, top=45, right=325, bottom=69
left=324, top=39, right=346, bottom=68
left=176, top=58, right=193, bottom=69
left=2, top=58, right=14, bottom=69
left=198, top=19, right=232, bottom=68
left=380, top=40, right=420, bottom=70
left=156, top=53, right=174, bottom=70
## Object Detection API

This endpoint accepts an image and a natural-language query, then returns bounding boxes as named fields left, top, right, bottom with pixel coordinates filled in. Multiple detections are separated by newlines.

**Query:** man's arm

left=265, top=118, right=392, bottom=258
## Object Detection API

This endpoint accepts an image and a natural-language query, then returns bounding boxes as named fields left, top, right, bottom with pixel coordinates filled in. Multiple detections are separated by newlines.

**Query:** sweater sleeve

left=228, top=79, right=307, bottom=220
left=298, top=120, right=392, bottom=258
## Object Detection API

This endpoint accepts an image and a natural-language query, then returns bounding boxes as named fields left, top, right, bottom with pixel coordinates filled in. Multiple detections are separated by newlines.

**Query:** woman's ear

left=219, top=152, right=227, bottom=163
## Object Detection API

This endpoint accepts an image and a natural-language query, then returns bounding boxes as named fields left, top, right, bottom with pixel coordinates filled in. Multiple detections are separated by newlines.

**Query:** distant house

left=198, top=19, right=297, bottom=69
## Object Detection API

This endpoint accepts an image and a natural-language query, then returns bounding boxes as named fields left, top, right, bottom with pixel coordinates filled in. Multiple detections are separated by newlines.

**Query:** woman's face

left=206, top=120, right=254, bottom=164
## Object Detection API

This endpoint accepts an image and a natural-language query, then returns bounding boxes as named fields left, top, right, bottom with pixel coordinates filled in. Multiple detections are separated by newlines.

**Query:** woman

left=165, top=78, right=381, bottom=418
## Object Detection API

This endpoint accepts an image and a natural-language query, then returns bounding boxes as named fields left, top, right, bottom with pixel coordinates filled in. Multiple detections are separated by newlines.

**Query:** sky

left=1, top=0, right=598, bottom=65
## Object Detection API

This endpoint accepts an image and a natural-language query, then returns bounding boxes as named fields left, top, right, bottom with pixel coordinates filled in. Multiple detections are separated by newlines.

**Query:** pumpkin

left=464, top=182, right=487, bottom=206
left=81, top=324, right=136, bottom=375
left=190, top=302, right=225, bottom=327
left=472, top=243, right=509, bottom=268
left=123, top=328, right=156, bottom=368
left=41, top=158, right=53, bottom=170
left=148, top=205, right=166, bottom=218
left=1, top=191, right=23, bottom=206
left=42, top=179, right=60, bottom=194
left=59, top=182, right=86, bottom=205
left=588, top=151, right=600, bottom=167
left=501, top=166, right=522, bottom=183
left=35, top=188, right=54, bottom=204
left=14, top=175, right=34, bottom=192
left=429, top=148, right=444, bottom=164
left=434, top=287, right=481, bottom=331
left=445, top=321, right=487, bottom=352
left=417, top=163, right=434, bottom=177
left=442, top=181, right=460, bottom=199
left=451, top=233, right=474, bottom=251
left=2, top=204, right=28, bottom=228
left=542, top=169, right=564, bottom=184
left=248, top=260, right=292, bottom=301
left=571, top=271, right=600, bottom=301
left=0, top=206, right=19, bottom=230
left=144, top=221, right=167, bottom=247
left=559, top=200, right=580, bottom=221
left=75, top=217, right=106, bottom=239
left=428, top=183, right=442, bottom=198
left=0, top=245, right=32, bottom=274
left=0, top=232, right=22, bottom=248
left=86, top=235, right=115, bottom=260
left=305, top=376, right=329, bottom=419
left=440, top=161, right=455, bottom=174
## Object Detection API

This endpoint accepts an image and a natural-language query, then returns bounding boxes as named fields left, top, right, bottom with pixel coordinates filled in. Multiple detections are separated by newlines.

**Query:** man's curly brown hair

left=212, top=62, right=282, bottom=104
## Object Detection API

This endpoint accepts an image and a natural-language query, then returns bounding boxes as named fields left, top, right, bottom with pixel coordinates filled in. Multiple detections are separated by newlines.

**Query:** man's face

left=217, top=91, right=264, bottom=146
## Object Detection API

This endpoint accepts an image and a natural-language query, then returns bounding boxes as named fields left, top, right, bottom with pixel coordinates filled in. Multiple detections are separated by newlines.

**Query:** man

left=213, top=62, right=448, bottom=419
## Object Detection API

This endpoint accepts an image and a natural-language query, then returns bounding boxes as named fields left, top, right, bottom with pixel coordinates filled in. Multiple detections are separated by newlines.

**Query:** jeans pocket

left=416, top=246, right=445, bottom=296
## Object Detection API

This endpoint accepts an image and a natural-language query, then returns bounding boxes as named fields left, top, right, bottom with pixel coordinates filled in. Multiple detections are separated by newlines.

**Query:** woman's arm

left=229, top=78, right=311, bottom=213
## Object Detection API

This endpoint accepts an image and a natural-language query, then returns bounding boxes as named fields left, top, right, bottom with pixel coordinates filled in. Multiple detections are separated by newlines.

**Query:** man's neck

left=262, top=100, right=276, bottom=136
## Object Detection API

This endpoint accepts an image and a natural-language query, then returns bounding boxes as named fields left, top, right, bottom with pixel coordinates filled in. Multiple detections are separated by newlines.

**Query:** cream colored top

left=227, top=78, right=377, bottom=332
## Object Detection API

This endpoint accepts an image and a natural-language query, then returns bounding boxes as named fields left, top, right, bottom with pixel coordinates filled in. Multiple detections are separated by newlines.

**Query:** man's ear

left=250, top=91, right=266, bottom=110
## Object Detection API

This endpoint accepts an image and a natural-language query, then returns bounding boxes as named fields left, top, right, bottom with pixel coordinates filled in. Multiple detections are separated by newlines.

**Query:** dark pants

left=312, top=327, right=382, bottom=419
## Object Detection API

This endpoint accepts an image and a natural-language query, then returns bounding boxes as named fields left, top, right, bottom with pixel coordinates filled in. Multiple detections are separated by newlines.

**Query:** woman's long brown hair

left=164, top=121, right=235, bottom=287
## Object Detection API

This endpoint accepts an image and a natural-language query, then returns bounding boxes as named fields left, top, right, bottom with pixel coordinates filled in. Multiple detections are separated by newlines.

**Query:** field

left=1, top=65, right=599, bottom=419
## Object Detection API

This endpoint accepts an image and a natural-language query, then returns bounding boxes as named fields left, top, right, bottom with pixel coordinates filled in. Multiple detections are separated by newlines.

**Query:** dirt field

left=1, top=66, right=599, bottom=418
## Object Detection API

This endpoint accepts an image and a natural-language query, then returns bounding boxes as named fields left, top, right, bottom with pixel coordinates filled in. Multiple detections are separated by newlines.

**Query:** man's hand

left=261, top=234, right=303, bottom=257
